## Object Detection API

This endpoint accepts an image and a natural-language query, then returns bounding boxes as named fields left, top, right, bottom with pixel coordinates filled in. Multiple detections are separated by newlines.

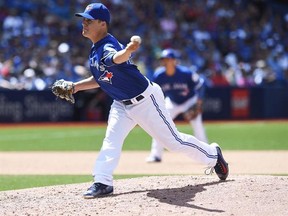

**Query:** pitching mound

left=1, top=175, right=287, bottom=216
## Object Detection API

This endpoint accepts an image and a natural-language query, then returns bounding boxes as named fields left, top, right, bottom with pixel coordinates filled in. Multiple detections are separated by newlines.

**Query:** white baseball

left=130, top=35, right=142, bottom=44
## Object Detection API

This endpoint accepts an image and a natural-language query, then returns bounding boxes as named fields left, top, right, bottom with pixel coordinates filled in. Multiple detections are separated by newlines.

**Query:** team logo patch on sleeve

left=99, top=71, right=113, bottom=84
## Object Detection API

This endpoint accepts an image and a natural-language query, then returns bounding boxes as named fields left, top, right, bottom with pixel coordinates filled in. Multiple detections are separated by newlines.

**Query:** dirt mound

left=1, top=175, right=287, bottom=216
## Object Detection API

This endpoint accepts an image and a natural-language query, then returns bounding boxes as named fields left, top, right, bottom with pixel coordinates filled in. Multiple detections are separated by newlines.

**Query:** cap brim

left=75, top=13, right=95, bottom=20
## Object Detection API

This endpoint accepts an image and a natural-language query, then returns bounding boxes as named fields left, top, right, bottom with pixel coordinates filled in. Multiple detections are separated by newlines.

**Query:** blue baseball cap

left=75, top=3, right=110, bottom=24
left=160, top=48, right=178, bottom=59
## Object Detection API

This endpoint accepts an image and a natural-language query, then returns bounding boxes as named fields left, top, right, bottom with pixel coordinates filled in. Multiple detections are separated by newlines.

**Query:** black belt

left=122, top=95, right=144, bottom=105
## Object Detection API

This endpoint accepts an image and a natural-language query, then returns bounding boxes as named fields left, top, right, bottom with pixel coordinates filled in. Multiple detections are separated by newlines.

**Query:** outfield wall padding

left=0, top=86, right=287, bottom=122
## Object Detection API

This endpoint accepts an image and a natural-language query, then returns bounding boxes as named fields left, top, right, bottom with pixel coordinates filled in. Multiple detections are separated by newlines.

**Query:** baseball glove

left=183, top=101, right=203, bottom=121
left=51, top=79, right=75, bottom=104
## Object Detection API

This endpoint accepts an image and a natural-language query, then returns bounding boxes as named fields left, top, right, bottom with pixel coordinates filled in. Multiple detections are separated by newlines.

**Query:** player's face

left=161, top=58, right=176, bottom=69
left=81, top=18, right=107, bottom=43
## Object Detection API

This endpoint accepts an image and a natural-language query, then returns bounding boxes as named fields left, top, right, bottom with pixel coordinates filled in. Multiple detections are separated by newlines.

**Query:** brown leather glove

left=51, top=79, right=75, bottom=104
left=183, top=100, right=203, bottom=121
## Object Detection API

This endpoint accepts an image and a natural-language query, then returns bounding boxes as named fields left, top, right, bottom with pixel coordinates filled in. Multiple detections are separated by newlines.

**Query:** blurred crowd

left=0, top=0, right=288, bottom=90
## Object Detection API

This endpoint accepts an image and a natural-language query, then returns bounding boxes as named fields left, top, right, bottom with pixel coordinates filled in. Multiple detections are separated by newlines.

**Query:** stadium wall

left=0, top=86, right=287, bottom=122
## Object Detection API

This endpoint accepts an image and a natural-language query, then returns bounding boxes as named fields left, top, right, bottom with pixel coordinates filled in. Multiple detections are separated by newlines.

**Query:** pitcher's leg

left=146, top=96, right=180, bottom=162
left=129, top=86, right=217, bottom=167
left=93, top=102, right=136, bottom=186
left=175, top=131, right=216, bottom=166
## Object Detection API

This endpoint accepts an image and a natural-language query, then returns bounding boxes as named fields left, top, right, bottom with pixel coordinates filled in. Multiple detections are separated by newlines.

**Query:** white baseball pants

left=93, top=82, right=217, bottom=186
left=149, top=96, right=208, bottom=159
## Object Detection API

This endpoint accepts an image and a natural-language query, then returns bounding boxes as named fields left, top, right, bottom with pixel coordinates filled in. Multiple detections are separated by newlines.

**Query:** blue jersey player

left=146, top=49, right=208, bottom=163
left=69, top=3, right=228, bottom=198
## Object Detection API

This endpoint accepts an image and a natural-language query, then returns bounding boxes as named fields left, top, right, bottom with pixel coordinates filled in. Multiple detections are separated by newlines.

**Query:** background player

left=146, top=48, right=208, bottom=162
left=61, top=3, right=229, bottom=198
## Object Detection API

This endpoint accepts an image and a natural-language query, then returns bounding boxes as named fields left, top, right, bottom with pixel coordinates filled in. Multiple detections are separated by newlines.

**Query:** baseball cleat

left=83, top=182, right=113, bottom=199
left=145, top=156, right=162, bottom=163
left=211, top=143, right=229, bottom=180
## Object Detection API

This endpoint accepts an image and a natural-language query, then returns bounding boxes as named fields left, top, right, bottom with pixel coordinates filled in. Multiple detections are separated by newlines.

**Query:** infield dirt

left=1, top=151, right=288, bottom=216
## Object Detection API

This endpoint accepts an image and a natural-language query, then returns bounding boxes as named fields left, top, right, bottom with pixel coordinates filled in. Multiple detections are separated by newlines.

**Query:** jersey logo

left=90, top=57, right=99, bottom=68
left=99, top=71, right=113, bottom=84
left=180, top=88, right=189, bottom=96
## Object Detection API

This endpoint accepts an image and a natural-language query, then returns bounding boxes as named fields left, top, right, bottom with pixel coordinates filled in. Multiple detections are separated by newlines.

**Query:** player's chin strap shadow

left=111, top=179, right=234, bottom=213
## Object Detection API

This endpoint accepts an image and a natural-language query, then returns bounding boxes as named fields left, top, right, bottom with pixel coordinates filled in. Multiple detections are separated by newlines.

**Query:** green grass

left=0, top=174, right=147, bottom=191
left=205, top=121, right=288, bottom=150
left=0, top=121, right=287, bottom=151
left=0, top=121, right=287, bottom=191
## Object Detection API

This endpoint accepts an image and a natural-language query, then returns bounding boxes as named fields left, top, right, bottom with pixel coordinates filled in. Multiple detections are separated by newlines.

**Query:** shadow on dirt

left=147, top=180, right=233, bottom=213
left=112, top=179, right=234, bottom=213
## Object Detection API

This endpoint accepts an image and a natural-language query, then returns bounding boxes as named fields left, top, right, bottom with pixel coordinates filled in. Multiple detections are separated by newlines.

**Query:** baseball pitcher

left=52, top=3, right=229, bottom=199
